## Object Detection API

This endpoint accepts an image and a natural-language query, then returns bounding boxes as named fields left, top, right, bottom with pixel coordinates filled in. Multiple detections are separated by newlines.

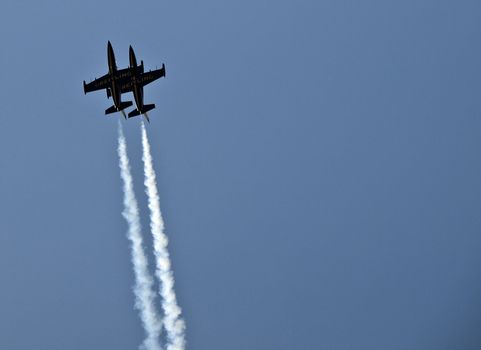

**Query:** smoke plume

left=117, top=121, right=163, bottom=350
left=141, top=122, right=186, bottom=350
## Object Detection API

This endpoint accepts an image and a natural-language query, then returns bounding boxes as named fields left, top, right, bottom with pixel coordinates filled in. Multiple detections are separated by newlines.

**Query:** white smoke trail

left=141, top=122, right=186, bottom=350
left=117, top=121, right=163, bottom=350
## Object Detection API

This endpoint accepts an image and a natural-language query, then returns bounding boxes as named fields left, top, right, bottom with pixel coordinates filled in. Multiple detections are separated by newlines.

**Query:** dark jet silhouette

left=125, top=45, right=166, bottom=122
left=83, top=42, right=166, bottom=122
left=83, top=41, right=135, bottom=116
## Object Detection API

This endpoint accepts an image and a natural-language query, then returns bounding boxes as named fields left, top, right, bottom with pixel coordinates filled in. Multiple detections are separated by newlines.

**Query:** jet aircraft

left=83, top=41, right=135, bottom=116
left=125, top=45, right=166, bottom=122
left=83, top=42, right=166, bottom=122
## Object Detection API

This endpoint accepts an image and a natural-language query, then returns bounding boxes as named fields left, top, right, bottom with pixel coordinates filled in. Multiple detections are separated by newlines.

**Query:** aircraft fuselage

left=129, top=46, right=145, bottom=112
left=107, top=41, right=122, bottom=110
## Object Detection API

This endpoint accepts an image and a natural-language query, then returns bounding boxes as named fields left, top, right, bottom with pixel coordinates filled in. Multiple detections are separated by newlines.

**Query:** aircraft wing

left=119, top=80, right=134, bottom=93
left=115, top=67, right=134, bottom=82
left=83, top=74, right=110, bottom=94
left=138, top=64, right=166, bottom=87
left=83, top=68, right=133, bottom=94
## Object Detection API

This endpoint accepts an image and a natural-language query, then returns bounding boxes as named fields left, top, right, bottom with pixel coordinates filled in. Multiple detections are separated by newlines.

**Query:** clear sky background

left=0, top=0, right=480, bottom=349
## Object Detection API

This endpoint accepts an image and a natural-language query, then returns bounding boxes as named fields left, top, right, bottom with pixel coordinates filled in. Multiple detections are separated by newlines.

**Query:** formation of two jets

left=83, top=41, right=165, bottom=122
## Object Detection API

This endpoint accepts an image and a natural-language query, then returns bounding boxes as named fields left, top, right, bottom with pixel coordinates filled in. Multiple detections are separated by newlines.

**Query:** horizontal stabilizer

left=105, top=101, right=132, bottom=115
left=128, top=104, right=155, bottom=119
left=128, top=109, right=141, bottom=118
left=142, top=103, right=155, bottom=114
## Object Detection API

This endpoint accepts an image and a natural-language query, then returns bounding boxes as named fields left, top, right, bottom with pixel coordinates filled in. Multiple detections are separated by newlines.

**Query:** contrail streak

left=141, top=122, right=186, bottom=350
left=117, top=121, right=162, bottom=350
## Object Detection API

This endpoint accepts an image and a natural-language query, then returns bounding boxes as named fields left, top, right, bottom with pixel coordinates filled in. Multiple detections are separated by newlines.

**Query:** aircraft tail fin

left=105, top=101, right=132, bottom=115
left=128, top=104, right=155, bottom=119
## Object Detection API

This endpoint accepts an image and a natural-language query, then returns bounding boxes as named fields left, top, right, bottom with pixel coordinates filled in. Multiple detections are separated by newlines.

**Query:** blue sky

left=0, top=0, right=481, bottom=349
